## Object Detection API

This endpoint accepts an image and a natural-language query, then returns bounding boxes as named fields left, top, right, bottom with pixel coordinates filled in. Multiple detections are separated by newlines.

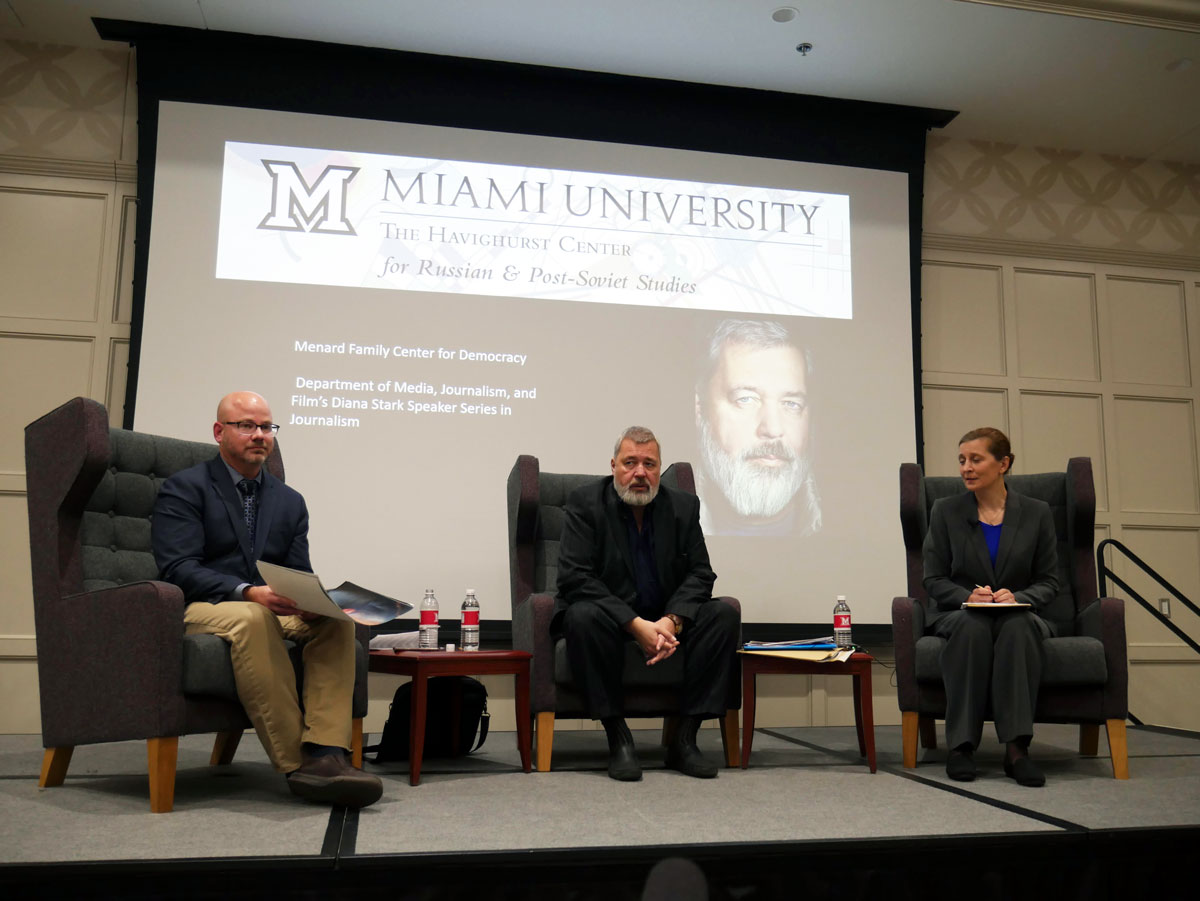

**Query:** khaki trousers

left=184, top=601, right=356, bottom=772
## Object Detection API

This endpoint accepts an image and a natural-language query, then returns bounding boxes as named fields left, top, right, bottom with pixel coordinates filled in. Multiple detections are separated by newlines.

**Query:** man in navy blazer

left=152, top=391, right=382, bottom=808
left=555, top=426, right=740, bottom=781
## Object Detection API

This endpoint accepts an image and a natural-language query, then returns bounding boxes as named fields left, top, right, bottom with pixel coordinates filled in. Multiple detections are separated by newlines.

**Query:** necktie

left=237, top=479, right=258, bottom=543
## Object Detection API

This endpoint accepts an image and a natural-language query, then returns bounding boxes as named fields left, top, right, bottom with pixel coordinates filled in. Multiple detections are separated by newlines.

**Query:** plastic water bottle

left=461, top=589, right=480, bottom=651
left=419, top=588, right=439, bottom=649
left=833, top=595, right=853, bottom=648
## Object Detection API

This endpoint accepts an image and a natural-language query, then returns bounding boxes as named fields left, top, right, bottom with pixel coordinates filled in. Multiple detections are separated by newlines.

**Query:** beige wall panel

left=921, top=262, right=1005, bottom=376
left=818, top=658, right=901, bottom=729
left=921, top=386, right=1008, bottom=475
left=106, top=338, right=129, bottom=426
left=1019, top=391, right=1108, bottom=510
left=1117, top=526, right=1200, bottom=648
left=1106, top=277, right=1191, bottom=388
left=0, top=334, right=94, bottom=474
left=1094, top=520, right=1108, bottom=563
left=0, top=492, right=34, bottom=636
left=743, top=673, right=813, bottom=728
left=1128, top=663, right=1200, bottom=732
left=1013, top=269, right=1099, bottom=381
left=1113, top=396, right=1198, bottom=513
left=0, top=660, right=41, bottom=733
left=114, top=196, right=137, bottom=323
left=0, top=188, right=106, bottom=322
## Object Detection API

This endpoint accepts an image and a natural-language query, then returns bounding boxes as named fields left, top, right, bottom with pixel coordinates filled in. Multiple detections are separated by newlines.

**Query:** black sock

left=303, top=743, right=345, bottom=758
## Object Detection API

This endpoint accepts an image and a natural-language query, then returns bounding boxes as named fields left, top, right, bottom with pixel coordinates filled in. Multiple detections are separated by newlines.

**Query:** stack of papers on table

left=740, top=638, right=855, bottom=663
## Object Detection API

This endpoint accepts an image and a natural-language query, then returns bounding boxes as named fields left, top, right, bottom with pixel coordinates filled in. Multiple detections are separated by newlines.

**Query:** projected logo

left=258, top=160, right=360, bottom=236
left=220, top=141, right=856, bottom=319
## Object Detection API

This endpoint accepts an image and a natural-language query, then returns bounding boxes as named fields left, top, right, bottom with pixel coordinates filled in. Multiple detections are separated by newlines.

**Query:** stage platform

left=1, top=723, right=1197, bottom=899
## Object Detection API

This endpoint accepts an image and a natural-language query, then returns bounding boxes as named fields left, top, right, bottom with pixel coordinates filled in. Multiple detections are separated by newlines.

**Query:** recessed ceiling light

left=772, top=7, right=799, bottom=24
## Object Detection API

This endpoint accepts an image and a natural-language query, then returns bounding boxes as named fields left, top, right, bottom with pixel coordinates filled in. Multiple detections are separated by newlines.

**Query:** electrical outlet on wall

left=1159, top=598, right=1171, bottom=617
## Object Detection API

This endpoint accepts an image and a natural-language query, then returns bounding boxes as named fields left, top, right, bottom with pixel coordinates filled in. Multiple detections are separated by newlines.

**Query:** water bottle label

left=834, top=613, right=851, bottom=629
left=420, top=610, right=438, bottom=625
left=462, top=610, right=480, bottom=626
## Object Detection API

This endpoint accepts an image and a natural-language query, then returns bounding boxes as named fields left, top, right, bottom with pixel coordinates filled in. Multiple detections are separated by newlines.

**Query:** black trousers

left=559, top=600, right=740, bottom=720
left=933, top=608, right=1053, bottom=749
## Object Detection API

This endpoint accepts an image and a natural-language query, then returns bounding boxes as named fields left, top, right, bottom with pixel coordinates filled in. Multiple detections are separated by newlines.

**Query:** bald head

left=217, top=391, right=269, bottom=422
left=213, top=392, right=275, bottom=478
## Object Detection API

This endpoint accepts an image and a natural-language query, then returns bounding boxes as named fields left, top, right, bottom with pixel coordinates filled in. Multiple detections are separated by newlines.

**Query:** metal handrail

left=1097, top=538, right=1200, bottom=658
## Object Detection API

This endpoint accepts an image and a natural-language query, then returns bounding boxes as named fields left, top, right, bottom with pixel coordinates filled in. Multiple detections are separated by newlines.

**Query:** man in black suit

left=152, top=391, right=382, bottom=807
left=554, top=426, right=740, bottom=781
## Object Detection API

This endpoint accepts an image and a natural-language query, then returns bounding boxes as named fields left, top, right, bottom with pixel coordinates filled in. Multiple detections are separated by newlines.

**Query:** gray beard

left=615, top=479, right=659, bottom=507
left=699, top=417, right=810, bottom=519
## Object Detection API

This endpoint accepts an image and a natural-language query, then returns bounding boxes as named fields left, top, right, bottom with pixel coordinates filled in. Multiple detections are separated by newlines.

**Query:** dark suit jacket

left=922, top=488, right=1059, bottom=627
left=152, top=455, right=311, bottom=604
left=553, top=478, right=716, bottom=632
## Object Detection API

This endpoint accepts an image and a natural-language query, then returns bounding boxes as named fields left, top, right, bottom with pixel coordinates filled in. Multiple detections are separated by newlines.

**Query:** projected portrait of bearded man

left=694, top=318, right=822, bottom=538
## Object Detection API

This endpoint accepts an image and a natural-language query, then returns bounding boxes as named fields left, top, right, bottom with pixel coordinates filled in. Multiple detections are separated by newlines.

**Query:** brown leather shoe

left=286, top=753, right=383, bottom=808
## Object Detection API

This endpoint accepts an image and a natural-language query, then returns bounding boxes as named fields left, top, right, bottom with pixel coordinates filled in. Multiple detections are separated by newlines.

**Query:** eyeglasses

left=223, top=420, right=281, bottom=435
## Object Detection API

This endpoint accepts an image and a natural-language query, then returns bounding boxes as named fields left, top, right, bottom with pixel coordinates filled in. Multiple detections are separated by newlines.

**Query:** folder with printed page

left=740, top=637, right=855, bottom=663
left=255, top=560, right=412, bottom=626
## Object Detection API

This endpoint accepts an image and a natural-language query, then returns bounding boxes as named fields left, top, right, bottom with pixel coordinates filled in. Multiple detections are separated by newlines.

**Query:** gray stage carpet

left=0, top=723, right=1197, bottom=865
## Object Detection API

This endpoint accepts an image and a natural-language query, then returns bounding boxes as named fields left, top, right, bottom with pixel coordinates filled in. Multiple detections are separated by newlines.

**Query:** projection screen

left=134, top=99, right=916, bottom=627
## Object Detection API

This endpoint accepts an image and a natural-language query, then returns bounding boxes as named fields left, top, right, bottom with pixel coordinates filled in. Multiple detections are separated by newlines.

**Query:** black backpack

left=366, top=676, right=490, bottom=762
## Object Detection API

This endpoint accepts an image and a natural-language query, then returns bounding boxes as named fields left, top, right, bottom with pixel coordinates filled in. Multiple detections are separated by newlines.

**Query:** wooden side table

left=368, top=648, right=533, bottom=785
left=740, top=651, right=877, bottom=773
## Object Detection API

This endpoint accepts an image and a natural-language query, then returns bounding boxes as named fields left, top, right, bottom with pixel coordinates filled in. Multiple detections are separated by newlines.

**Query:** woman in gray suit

left=923, top=427, right=1058, bottom=787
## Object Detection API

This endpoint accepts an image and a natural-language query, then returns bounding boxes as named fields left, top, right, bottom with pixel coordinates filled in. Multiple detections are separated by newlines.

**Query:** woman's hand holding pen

left=969, top=584, right=994, bottom=604
left=970, top=584, right=1017, bottom=604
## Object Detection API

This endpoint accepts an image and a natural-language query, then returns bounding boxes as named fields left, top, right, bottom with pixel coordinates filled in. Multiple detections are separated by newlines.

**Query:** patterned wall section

left=0, top=40, right=131, bottom=162
left=925, top=135, right=1200, bottom=259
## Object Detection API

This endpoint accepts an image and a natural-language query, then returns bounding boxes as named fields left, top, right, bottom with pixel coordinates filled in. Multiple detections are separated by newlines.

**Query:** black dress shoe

left=602, top=717, right=642, bottom=781
left=1004, top=754, right=1045, bottom=787
left=667, top=714, right=719, bottom=779
left=287, top=753, right=384, bottom=808
left=946, top=748, right=977, bottom=782
left=665, top=741, right=718, bottom=779
left=608, top=741, right=643, bottom=782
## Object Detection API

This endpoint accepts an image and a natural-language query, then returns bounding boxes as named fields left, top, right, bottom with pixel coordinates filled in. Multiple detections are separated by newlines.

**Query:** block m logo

left=258, top=160, right=360, bottom=235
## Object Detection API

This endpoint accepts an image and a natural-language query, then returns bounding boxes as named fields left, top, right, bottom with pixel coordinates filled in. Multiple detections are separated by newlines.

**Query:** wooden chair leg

left=535, top=711, right=555, bottom=772
left=919, top=715, right=938, bottom=750
left=1079, top=723, right=1100, bottom=757
left=720, top=709, right=739, bottom=768
left=147, top=736, right=179, bottom=813
left=351, top=717, right=364, bottom=768
left=209, top=730, right=244, bottom=766
left=661, top=715, right=680, bottom=747
left=39, top=746, right=74, bottom=787
left=1106, top=718, right=1130, bottom=780
left=901, top=711, right=919, bottom=768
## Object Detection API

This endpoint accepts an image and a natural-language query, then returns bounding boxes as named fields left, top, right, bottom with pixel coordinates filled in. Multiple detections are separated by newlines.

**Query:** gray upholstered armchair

left=506, top=454, right=740, bottom=771
left=25, top=397, right=368, bottom=812
left=892, top=457, right=1129, bottom=778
